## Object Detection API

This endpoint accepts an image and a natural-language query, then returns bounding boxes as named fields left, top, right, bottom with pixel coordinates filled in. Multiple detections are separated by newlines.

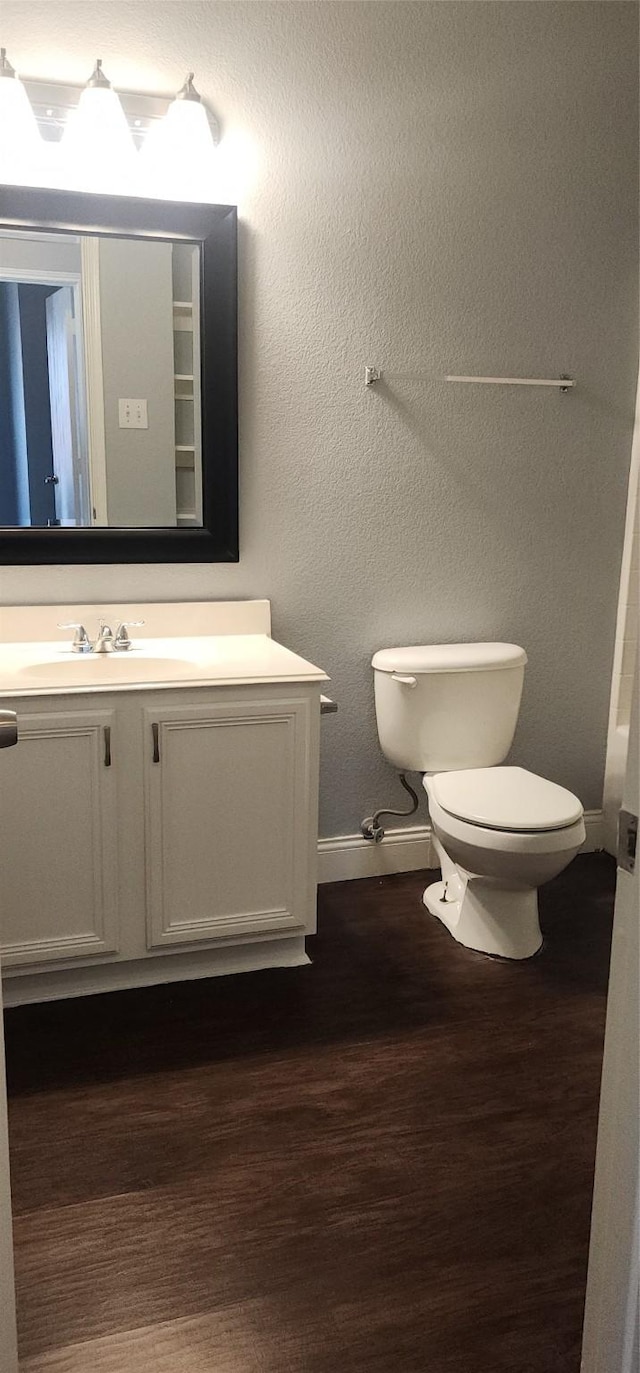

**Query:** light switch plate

left=118, top=398, right=148, bottom=429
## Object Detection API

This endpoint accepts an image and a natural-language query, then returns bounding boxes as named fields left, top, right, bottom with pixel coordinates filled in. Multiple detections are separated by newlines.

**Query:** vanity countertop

left=0, top=633, right=328, bottom=698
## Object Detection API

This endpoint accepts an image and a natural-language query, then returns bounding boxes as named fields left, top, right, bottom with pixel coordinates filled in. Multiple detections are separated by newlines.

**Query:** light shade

left=141, top=72, right=218, bottom=201
left=0, top=47, right=44, bottom=185
left=61, top=59, right=136, bottom=193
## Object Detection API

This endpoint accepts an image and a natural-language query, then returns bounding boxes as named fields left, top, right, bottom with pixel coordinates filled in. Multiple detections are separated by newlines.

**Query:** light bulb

left=141, top=72, right=218, bottom=201
left=61, top=58, right=136, bottom=193
left=0, top=47, right=44, bottom=185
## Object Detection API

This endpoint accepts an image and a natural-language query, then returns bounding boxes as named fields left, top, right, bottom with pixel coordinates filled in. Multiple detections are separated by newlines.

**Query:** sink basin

left=0, top=626, right=329, bottom=696
left=18, top=655, right=200, bottom=685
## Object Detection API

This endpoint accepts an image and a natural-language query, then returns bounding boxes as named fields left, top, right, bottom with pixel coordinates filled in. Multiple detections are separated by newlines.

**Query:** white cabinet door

left=144, top=696, right=316, bottom=949
left=0, top=710, right=119, bottom=967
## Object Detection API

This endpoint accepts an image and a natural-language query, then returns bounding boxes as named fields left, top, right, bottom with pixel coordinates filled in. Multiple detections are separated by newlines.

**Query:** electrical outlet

left=118, top=399, right=148, bottom=429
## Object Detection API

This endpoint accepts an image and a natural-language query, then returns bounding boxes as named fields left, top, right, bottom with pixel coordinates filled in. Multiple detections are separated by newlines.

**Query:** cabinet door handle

left=104, top=725, right=112, bottom=767
left=152, top=722, right=160, bottom=764
left=0, top=710, right=18, bottom=749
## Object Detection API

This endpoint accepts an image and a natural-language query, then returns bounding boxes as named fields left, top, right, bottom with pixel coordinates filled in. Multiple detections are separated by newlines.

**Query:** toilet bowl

left=423, top=768, right=585, bottom=959
left=370, top=642, right=586, bottom=961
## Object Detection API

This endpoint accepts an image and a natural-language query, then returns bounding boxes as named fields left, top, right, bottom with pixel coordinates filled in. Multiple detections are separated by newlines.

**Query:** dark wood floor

left=5, top=853, right=615, bottom=1372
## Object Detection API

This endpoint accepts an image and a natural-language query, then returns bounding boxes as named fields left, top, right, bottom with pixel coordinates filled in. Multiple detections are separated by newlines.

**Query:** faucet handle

left=58, top=622, right=92, bottom=654
left=114, top=619, right=145, bottom=651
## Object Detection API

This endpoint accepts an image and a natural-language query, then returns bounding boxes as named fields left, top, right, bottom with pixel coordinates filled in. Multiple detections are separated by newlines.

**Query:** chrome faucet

left=94, top=621, right=115, bottom=654
left=58, top=618, right=145, bottom=654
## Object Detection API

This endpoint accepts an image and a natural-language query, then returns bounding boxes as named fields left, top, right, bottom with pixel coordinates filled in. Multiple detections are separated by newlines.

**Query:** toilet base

left=423, top=876, right=543, bottom=960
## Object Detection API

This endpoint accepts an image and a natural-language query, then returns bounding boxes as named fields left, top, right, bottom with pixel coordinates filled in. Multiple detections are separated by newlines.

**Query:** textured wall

left=1, top=1, right=638, bottom=831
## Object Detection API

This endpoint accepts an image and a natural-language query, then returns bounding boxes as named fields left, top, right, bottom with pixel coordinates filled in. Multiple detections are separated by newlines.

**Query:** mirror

left=0, top=186, right=237, bottom=562
left=1, top=230, right=203, bottom=528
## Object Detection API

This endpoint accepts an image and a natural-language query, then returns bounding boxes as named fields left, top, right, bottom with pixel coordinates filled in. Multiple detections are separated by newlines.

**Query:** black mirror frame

left=0, top=184, right=238, bottom=564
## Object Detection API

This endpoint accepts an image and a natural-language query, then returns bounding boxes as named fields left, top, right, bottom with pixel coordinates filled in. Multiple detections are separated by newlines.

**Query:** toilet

left=371, top=643, right=586, bottom=959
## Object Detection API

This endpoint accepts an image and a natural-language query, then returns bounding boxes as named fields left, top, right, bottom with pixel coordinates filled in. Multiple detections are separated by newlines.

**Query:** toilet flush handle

left=391, top=673, right=417, bottom=688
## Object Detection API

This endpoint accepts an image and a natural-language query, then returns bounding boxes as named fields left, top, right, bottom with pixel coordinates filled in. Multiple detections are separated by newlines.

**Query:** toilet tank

left=372, top=643, right=527, bottom=773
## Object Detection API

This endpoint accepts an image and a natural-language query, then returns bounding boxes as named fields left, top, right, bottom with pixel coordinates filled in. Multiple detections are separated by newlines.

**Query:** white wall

left=98, top=238, right=176, bottom=526
left=1, top=1, right=638, bottom=837
left=0, top=233, right=80, bottom=277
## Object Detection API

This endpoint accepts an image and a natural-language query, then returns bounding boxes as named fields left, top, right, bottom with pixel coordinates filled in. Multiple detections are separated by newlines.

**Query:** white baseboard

left=318, top=824, right=435, bottom=883
left=583, top=809, right=605, bottom=855
left=318, top=810, right=604, bottom=885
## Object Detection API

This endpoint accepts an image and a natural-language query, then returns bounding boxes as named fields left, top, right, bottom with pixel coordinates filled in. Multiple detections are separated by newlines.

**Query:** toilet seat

left=425, top=791, right=586, bottom=859
left=427, top=766, right=583, bottom=833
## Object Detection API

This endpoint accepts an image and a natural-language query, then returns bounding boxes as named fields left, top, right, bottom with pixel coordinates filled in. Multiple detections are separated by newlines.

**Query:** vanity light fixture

left=0, top=47, right=42, bottom=182
left=0, top=53, right=220, bottom=199
left=171, top=71, right=217, bottom=144
left=61, top=58, right=136, bottom=192
left=141, top=71, right=218, bottom=198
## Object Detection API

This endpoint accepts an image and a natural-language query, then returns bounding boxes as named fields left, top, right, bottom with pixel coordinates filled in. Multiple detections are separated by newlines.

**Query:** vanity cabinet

left=144, top=698, right=312, bottom=950
left=0, top=683, right=321, bottom=1005
left=0, top=708, right=119, bottom=969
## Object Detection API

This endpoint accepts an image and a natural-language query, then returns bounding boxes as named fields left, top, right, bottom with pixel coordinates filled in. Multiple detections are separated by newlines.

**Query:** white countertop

left=0, top=634, right=328, bottom=699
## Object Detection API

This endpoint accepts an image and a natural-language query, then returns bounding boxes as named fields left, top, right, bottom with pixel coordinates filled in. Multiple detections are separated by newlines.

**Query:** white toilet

left=371, top=643, right=586, bottom=959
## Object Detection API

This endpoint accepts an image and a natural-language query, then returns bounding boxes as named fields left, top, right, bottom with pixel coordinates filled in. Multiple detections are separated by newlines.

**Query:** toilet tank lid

left=371, top=643, right=528, bottom=674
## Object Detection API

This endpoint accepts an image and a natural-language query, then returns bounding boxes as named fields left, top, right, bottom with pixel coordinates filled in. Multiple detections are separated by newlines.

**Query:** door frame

left=582, top=651, right=639, bottom=1371
left=0, top=261, right=93, bottom=527
left=45, top=281, right=91, bottom=526
left=0, top=970, right=18, bottom=1372
left=0, top=265, right=78, bottom=287
left=79, top=237, right=108, bottom=525
left=1, top=249, right=109, bottom=527
left=0, top=704, right=19, bottom=1370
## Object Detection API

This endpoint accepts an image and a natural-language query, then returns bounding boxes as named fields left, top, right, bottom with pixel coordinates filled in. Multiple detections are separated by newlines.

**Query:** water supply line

left=361, top=773, right=420, bottom=843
